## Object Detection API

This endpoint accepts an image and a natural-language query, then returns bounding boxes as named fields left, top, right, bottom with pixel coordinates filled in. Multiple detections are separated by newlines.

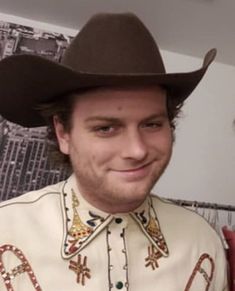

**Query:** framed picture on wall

left=0, top=16, right=74, bottom=201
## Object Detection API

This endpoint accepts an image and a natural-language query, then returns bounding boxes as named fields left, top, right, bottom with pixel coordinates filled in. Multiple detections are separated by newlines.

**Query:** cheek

left=153, top=131, right=173, bottom=154
left=165, top=131, right=173, bottom=147
left=164, top=135, right=173, bottom=154
left=88, top=143, right=117, bottom=165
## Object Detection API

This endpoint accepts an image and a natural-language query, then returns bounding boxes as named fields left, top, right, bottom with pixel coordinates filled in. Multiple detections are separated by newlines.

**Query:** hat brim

left=0, top=49, right=216, bottom=127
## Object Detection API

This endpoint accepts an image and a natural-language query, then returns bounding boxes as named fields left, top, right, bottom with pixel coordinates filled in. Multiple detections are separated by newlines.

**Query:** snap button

left=115, top=217, right=123, bottom=224
left=116, top=281, right=124, bottom=289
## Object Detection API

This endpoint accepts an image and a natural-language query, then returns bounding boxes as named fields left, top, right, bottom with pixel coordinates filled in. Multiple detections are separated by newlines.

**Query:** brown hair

left=38, top=87, right=184, bottom=168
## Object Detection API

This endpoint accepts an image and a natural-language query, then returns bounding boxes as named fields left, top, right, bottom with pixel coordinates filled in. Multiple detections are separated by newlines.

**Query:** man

left=0, top=12, right=228, bottom=290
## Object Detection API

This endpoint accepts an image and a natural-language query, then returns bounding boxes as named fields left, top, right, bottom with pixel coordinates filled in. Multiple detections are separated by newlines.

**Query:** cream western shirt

left=0, top=175, right=228, bottom=291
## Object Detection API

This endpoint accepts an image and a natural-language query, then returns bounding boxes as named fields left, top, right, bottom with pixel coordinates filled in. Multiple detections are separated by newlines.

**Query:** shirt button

left=116, top=281, right=124, bottom=289
left=115, top=217, right=123, bottom=224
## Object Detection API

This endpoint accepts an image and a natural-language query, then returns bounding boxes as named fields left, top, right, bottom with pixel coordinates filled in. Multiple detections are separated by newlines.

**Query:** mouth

left=118, top=162, right=152, bottom=172
left=111, top=161, right=153, bottom=181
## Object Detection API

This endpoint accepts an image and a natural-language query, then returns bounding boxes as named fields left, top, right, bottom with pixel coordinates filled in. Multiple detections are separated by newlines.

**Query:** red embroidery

left=184, top=253, right=215, bottom=291
left=69, top=254, right=91, bottom=286
left=0, top=244, right=42, bottom=291
left=68, top=239, right=79, bottom=254
left=145, top=245, right=163, bottom=270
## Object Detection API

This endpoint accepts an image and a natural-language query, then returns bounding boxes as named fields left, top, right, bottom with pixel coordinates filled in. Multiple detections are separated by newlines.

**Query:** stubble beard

left=72, top=158, right=170, bottom=212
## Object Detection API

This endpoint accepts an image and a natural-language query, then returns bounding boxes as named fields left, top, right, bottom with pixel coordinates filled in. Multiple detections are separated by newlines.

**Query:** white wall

left=154, top=50, right=235, bottom=207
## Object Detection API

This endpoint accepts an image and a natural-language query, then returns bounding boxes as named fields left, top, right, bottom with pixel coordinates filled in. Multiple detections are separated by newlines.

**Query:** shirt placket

left=106, top=216, right=129, bottom=291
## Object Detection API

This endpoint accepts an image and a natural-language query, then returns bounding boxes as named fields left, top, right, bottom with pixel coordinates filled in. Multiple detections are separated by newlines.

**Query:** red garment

left=222, top=226, right=235, bottom=291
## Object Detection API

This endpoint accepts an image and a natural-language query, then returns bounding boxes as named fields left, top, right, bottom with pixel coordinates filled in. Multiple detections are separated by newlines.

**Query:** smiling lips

left=111, top=162, right=153, bottom=181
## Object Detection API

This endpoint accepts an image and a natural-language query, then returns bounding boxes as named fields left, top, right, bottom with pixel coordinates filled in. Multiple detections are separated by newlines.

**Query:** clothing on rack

left=168, top=198, right=235, bottom=212
left=168, top=197, right=235, bottom=291
left=222, top=227, right=235, bottom=291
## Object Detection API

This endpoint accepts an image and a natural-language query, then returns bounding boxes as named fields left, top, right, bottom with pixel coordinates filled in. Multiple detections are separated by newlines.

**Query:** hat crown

left=62, top=13, right=166, bottom=75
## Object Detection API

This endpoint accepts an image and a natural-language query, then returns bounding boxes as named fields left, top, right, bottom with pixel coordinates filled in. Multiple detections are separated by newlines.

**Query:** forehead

left=72, top=85, right=167, bottom=114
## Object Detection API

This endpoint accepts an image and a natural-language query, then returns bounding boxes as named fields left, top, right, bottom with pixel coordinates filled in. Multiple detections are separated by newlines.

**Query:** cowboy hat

left=0, top=12, right=216, bottom=127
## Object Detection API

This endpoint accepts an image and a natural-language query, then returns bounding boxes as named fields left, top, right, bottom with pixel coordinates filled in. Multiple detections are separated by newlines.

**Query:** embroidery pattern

left=106, top=227, right=129, bottom=291
left=0, top=244, right=42, bottom=291
left=69, top=254, right=91, bottom=286
left=67, top=189, right=93, bottom=254
left=184, top=253, right=215, bottom=291
left=63, top=187, right=109, bottom=257
left=148, top=201, right=169, bottom=256
left=68, top=189, right=93, bottom=240
left=145, top=245, right=163, bottom=270
left=121, top=229, right=129, bottom=290
left=87, top=211, right=105, bottom=227
left=146, top=215, right=161, bottom=240
left=137, top=210, right=147, bottom=224
left=106, top=228, right=113, bottom=290
left=134, top=201, right=169, bottom=256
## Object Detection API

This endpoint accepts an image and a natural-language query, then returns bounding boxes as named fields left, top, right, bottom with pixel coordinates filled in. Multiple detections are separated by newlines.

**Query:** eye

left=97, top=126, right=114, bottom=133
left=142, top=121, right=163, bottom=129
left=93, top=125, right=118, bottom=137
left=149, top=122, right=162, bottom=127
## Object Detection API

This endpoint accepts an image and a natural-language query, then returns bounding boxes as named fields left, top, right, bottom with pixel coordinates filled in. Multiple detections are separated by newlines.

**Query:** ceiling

left=0, top=0, right=234, bottom=66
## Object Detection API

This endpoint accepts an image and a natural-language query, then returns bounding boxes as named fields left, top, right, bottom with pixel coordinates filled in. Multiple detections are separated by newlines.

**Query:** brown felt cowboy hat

left=0, top=12, right=216, bottom=127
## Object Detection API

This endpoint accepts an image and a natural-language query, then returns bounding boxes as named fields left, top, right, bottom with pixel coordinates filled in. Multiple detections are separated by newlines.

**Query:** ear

left=53, top=116, right=70, bottom=155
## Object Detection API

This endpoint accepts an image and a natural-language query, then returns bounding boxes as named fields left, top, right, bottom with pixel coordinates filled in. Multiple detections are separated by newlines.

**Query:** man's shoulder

left=151, top=194, right=204, bottom=220
left=150, top=194, right=221, bottom=243
left=151, top=194, right=209, bottom=224
left=0, top=180, right=65, bottom=210
left=0, top=180, right=67, bottom=244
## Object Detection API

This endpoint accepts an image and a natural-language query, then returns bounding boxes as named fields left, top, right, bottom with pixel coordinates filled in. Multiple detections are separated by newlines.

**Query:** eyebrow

left=84, top=113, right=168, bottom=124
left=142, top=113, right=168, bottom=122
left=84, top=116, right=122, bottom=123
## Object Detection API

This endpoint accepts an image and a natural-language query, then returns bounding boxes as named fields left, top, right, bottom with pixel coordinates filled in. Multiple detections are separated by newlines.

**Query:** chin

left=119, top=186, right=151, bottom=202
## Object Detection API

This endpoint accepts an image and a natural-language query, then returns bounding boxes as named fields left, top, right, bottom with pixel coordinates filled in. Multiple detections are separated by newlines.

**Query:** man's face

left=54, top=86, right=173, bottom=213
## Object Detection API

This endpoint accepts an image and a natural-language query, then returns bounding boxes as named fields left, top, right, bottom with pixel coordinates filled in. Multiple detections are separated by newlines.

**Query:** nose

left=121, top=129, right=148, bottom=161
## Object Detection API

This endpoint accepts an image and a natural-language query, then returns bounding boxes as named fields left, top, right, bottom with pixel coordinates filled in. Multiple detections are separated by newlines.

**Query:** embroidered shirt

left=0, top=175, right=228, bottom=290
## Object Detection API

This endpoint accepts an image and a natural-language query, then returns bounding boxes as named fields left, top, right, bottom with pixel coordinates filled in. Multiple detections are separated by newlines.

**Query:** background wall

left=155, top=51, right=235, bottom=207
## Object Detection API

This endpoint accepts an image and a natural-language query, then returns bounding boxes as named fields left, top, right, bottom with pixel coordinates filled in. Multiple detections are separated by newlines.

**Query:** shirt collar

left=60, top=175, right=169, bottom=259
